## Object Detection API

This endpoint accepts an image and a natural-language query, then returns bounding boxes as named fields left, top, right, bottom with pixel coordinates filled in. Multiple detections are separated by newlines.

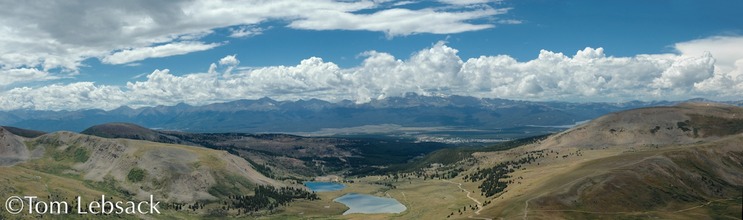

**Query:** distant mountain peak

left=1, top=95, right=742, bottom=133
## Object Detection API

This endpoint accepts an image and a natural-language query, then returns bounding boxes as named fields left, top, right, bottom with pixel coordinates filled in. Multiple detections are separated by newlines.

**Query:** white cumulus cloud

left=0, top=82, right=127, bottom=111
left=676, top=36, right=743, bottom=97
left=218, top=55, right=240, bottom=66
left=0, top=68, right=57, bottom=87
left=1, top=36, right=742, bottom=111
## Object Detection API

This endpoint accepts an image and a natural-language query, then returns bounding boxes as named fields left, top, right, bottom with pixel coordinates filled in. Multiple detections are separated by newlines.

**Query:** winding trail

left=399, top=192, right=412, bottom=210
left=523, top=193, right=544, bottom=220
left=671, top=197, right=740, bottom=213
left=443, top=179, right=492, bottom=220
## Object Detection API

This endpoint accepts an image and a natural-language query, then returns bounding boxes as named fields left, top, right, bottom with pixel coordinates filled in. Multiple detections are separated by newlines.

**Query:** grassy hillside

left=539, top=103, right=743, bottom=150
left=467, top=103, right=743, bottom=219
left=476, top=137, right=743, bottom=219
left=0, top=130, right=323, bottom=218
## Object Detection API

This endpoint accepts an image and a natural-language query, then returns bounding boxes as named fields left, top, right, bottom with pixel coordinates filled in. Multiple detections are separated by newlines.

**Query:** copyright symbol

left=5, top=196, right=24, bottom=214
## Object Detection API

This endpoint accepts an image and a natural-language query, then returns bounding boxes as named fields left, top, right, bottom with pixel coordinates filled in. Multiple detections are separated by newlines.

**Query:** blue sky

left=1, top=0, right=742, bottom=110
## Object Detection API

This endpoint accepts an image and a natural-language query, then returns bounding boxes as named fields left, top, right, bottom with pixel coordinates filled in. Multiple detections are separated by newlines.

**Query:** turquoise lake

left=333, top=193, right=407, bottom=215
left=304, top=181, right=346, bottom=192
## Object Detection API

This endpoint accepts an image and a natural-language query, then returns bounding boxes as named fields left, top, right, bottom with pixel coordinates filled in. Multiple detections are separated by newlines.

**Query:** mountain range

left=2, top=94, right=740, bottom=135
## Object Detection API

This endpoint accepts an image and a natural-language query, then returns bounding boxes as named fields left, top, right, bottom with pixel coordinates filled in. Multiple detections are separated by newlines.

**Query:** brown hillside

left=526, top=136, right=743, bottom=219
left=0, top=127, right=32, bottom=166
left=472, top=103, right=743, bottom=219
left=539, top=102, right=743, bottom=150
left=24, top=131, right=281, bottom=202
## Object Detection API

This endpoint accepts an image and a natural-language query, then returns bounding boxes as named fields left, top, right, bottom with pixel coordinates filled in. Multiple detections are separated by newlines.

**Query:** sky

left=0, top=0, right=742, bottom=111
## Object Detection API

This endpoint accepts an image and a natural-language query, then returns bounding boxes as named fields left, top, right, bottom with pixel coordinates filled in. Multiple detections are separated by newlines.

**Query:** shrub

left=73, top=148, right=89, bottom=163
left=127, top=167, right=147, bottom=182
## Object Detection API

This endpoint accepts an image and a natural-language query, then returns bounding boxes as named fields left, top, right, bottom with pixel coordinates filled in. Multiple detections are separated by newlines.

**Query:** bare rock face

left=0, top=127, right=29, bottom=166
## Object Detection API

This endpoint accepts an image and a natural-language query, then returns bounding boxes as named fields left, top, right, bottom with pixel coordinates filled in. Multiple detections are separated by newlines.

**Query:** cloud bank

left=0, top=0, right=505, bottom=84
left=2, top=36, right=742, bottom=111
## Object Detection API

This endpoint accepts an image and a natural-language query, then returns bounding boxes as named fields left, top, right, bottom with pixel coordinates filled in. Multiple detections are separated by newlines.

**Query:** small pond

left=333, top=193, right=407, bottom=215
left=304, top=181, right=346, bottom=192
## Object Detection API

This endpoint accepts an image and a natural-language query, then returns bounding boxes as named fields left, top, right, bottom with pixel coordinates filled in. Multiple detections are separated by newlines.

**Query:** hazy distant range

left=2, top=94, right=739, bottom=138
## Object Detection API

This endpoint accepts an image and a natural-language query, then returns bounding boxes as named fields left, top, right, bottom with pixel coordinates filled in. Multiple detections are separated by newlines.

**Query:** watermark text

left=4, top=195, right=160, bottom=215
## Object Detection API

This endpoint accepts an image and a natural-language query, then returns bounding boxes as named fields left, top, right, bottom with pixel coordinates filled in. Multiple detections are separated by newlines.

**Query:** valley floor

left=273, top=175, right=480, bottom=219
